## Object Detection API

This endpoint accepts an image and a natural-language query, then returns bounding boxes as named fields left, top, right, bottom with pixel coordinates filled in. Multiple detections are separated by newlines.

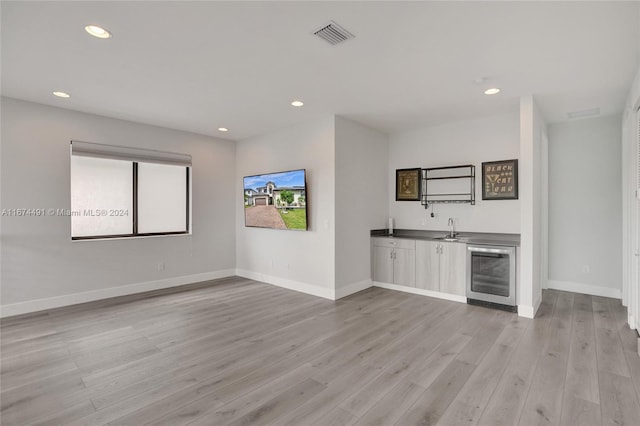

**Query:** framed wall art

left=482, top=159, right=518, bottom=200
left=395, top=168, right=421, bottom=201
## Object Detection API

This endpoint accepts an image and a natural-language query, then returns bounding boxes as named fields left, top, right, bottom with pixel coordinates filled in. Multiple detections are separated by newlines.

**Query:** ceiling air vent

left=567, top=107, right=600, bottom=119
left=313, top=21, right=354, bottom=46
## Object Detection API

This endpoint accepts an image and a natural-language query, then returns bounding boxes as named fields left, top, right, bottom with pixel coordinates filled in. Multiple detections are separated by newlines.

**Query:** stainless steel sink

left=434, top=233, right=465, bottom=242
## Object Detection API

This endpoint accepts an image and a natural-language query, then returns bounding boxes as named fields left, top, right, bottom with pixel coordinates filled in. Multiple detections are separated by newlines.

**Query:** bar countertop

left=371, top=228, right=520, bottom=247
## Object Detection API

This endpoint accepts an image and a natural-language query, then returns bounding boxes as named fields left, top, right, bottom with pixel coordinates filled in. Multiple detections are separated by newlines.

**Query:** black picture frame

left=482, top=159, right=518, bottom=200
left=395, top=168, right=421, bottom=201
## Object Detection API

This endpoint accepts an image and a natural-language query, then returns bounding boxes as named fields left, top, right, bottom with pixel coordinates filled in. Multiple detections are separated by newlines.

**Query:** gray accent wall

left=548, top=115, right=622, bottom=296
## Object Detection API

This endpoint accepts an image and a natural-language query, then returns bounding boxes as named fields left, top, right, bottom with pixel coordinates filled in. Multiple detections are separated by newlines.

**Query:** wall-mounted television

left=243, top=169, right=308, bottom=230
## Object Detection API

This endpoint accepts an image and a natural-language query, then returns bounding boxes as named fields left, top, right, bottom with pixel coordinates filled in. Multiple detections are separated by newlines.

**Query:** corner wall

left=622, top=65, right=640, bottom=330
left=519, top=95, right=547, bottom=318
left=1, top=97, right=236, bottom=316
left=235, top=116, right=336, bottom=299
left=334, top=116, right=388, bottom=298
left=548, top=115, right=622, bottom=298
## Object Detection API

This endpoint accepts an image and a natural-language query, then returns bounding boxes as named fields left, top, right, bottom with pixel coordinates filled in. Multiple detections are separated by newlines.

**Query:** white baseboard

left=335, top=279, right=372, bottom=300
left=235, top=269, right=335, bottom=300
left=547, top=280, right=621, bottom=299
left=518, top=305, right=535, bottom=319
left=517, top=296, right=540, bottom=319
left=0, top=269, right=237, bottom=318
left=373, top=281, right=467, bottom=304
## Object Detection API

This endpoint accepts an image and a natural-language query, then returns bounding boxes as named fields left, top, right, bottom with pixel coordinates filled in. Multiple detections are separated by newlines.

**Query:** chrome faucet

left=448, top=217, right=455, bottom=237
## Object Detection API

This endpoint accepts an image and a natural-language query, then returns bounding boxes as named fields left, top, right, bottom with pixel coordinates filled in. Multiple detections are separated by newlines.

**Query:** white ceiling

left=2, top=1, right=639, bottom=141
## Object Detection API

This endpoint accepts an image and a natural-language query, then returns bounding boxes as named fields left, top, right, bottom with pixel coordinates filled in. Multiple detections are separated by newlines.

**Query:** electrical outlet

left=157, top=262, right=165, bottom=271
left=581, top=264, right=590, bottom=274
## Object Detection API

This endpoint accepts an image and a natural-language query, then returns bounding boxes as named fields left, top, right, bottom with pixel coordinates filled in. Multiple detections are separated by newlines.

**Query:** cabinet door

left=439, top=242, right=467, bottom=296
left=415, top=241, right=440, bottom=291
left=372, top=246, right=394, bottom=284
left=393, top=247, right=415, bottom=287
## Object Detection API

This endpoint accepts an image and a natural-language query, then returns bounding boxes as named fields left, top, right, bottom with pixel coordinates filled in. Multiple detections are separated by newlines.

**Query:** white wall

left=519, top=95, right=547, bottom=317
left=1, top=97, right=236, bottom=315
left=334, top=116, right=388, bottom=298
left=622, top=66, right=640, bottom=331
left=388, top=112, right=520, bottom=233
left=548, top=116, right=622, bottom=299
left=235, top=116, right=336, bottom=299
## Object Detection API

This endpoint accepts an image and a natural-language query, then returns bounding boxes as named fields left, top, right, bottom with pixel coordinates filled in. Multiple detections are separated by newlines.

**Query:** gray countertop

left=371, top=228, right=520, bottom=247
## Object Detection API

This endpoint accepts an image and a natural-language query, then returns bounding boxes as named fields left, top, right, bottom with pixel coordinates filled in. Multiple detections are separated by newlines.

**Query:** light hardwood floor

left=2, top=277, right=640, bottom=425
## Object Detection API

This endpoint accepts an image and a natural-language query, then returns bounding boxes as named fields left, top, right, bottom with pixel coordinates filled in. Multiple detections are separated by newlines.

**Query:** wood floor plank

left=66, top=375, right=200, bottom=426
left=3, top=282, right=640, bottom=426
left=395, top=359, right=477, bottom=426
left=143, top=362, right=316, bottom=426
left=311, top=406, right=357, bottom=426
left=518, top=291, right=573, bottom=426
left=437, top=314, right=528, bottom=426
left=599, top=371, right=640, bottom=426
left=226, top=378, right=326, bottom=426
left=476, top=289, right=558, bottom=426
left=355, top=379, right=426, bottom=426
left=622, top=341, right=640, bottom=409
left=273, top=364, right=381, bottom=426
left=31, top=400, right=97, bottom=426
left=407, top=332, right=473, bottom=388
left=560, top=395, right=602, bottom=426
left=1, top=369, right=86, bottom=412
left=563, top=293, right=600, bottom=405
left=593, top=298, right=632, bottom=378
left=0, top=375, right=90, bottom=425
left=453, top=309, right=507, bottom=366
left=594, top=326, right=632, bottom=378
left=338, top=370, right=406, bottom=418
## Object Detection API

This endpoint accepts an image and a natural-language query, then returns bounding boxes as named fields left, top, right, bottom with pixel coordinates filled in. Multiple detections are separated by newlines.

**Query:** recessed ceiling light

left=484, top=88, right=501, bottom=95
left=291, top=101, right=304, bottom=107
left=85, top=25, right=111, bottom=39
left=218, top=127, right=229, bottom=132
left=53, top=91, right=70, bottom=98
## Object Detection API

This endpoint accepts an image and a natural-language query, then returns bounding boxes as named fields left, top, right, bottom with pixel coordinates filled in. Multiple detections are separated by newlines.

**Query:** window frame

left=70, top=142, right=191, bottom=241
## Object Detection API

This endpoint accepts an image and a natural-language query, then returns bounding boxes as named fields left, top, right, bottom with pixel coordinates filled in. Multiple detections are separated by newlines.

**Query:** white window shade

left=71, top=156, right=133, bottom=237
left=70, top=141, right=191, bottom=239
left=71, top=140, right=191, bottom=166
left=137, top=163, right=188, bottom=234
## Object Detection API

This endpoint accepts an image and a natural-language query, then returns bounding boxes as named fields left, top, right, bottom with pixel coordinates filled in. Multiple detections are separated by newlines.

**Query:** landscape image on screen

left=243, top=169, right=307, bottom=230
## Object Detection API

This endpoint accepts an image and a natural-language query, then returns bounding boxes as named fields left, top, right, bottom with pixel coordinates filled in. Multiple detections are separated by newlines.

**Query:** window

left=70, top=141, right=191, bottom=240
